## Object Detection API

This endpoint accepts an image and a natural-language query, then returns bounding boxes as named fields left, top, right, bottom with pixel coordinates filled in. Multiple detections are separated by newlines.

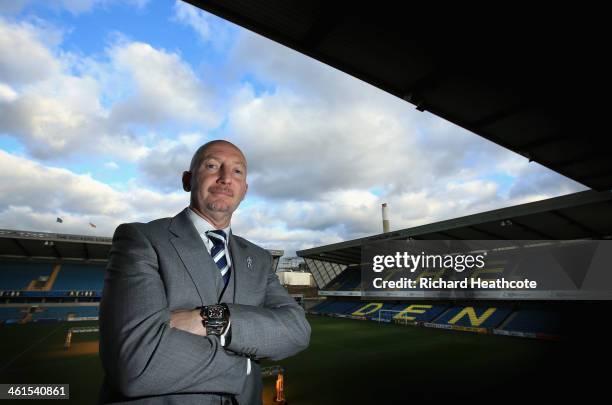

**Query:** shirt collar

left=186, top=207, right=231, bottom=239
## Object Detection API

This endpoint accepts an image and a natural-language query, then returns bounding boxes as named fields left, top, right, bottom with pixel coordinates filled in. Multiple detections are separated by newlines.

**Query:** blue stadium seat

left=434, top=306, right=511, bottom=328
left=326, top=269, right=361, bottom=291
left=500, top=310, right=561, bottom=335
left=52, top=264, right=105, bottom=291
left=324, top=301, right=363, bottom=314
left=385, top=303, right=449, bottom=322
left=0, top=262, right=53, bottom=290
left=315, top=301, right=356, bottom=314
left=311, top=301, right=333, bottom=312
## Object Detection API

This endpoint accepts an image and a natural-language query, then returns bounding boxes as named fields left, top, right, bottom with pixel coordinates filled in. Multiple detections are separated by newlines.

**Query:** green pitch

left=0, top=320, right=101, bottom=404
left=0, top=316, right=574, bottom=404
left=263, top=316, right=566, bottom=403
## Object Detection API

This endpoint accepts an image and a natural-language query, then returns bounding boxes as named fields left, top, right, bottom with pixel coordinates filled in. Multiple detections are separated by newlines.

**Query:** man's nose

left=217, top=165, right=232, bottom=184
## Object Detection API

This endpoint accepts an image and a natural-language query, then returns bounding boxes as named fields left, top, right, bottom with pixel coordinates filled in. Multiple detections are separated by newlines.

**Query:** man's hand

left=169, top=309, right=206, bottom=336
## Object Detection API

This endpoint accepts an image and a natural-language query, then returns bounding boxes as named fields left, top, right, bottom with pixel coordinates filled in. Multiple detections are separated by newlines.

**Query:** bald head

left=182, top=140, right=249, bottom=228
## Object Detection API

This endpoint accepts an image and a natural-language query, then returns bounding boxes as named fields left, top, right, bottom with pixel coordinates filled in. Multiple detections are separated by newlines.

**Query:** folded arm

left=99, top=223, right=248, bottom=398
left=225, top=253, right=311, bottom=361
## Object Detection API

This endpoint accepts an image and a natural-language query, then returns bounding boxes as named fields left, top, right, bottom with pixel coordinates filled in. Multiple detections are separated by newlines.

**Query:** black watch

left=200, top=303, right=230, bottom=336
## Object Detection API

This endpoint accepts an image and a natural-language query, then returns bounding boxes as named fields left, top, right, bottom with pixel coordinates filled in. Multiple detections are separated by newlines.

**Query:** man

left=99, top=140, right=311, bottom=404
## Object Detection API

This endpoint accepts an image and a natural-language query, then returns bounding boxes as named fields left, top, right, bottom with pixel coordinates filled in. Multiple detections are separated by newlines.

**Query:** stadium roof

left=0, top=229, right=284, bottom=264
left=297, top=190, right=612, bottom=266
left=0, top=230, right=111, bottom=263
left=190, top=1, right=609, bottom=190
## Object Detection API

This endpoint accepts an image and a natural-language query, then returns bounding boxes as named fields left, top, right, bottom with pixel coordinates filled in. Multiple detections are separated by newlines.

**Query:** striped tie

left=206, top=229, right=231, bottom=286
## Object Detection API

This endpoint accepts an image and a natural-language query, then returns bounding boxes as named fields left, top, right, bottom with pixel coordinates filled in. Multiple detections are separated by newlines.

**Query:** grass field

left=0, top=320, right=101, bottom=403
left=0, top=315, right=598, bottom=404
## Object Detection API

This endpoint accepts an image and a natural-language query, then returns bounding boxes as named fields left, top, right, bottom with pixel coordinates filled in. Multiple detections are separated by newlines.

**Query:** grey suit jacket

left=98, top=208, right=311, bottom=404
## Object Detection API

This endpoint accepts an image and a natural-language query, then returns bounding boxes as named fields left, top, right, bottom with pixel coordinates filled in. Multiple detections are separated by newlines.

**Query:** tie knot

left=206, top=229, right=227, bottom=246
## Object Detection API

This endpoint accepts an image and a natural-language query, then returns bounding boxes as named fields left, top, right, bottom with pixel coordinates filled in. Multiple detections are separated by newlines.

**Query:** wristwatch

left=200, top=303, right=230, bottom=337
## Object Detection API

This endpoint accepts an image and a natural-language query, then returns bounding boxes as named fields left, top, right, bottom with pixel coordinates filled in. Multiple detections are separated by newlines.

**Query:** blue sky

left=0, top=0, right=587, bottom=256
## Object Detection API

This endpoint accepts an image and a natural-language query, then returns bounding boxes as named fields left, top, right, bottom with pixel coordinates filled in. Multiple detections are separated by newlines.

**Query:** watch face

left=201, top=305, right=228, bottom=336
left=208, top=306, right=224, bottom=318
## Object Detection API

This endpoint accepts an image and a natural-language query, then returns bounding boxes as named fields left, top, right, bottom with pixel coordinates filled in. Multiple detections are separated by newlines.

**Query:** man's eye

left=206, top=163, right=218, bottom=169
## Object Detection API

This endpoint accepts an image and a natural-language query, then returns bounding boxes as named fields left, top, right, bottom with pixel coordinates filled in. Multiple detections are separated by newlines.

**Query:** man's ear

left=242, top=183, right=248, bottom=200
left=182, top=171, right=192, bottom=192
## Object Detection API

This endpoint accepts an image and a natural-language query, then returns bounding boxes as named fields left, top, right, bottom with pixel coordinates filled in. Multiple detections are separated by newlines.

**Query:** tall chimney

left=382, top=203, right=390, bottom=233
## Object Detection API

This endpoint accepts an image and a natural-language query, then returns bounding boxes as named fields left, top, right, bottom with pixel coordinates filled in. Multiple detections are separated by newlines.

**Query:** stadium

left=1, top=1, right=610, bottom=404
left=2, top=190, right=611, bottom=403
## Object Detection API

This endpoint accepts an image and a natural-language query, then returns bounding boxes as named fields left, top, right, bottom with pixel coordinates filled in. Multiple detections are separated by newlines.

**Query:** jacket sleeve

left=99, top=223, right=248, bottom=398
left=225, top=252, right=311, bottom=361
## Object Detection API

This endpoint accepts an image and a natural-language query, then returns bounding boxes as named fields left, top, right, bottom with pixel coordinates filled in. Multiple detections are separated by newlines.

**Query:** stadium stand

left=310, top=300, right=332, bottom=313
left=0, top=230, right=285, bottom=326
left=1, top=261, right=103, bottom=302
left=325, top=267, right=360, bottom=291
left=433, top=306, right=512, bottom=328
left=51, top=264, right=105, bottom=291
left=499, top=309, right=561, bottom=335
left=0, top=262, right=53, bottom=290
left=311, top=299, right=562, bottom=337
left=367, top=303, right=449, bottom=322
left=31, top=305, right=99, bottom=321
left=0, top=305, right=100, bottom=323
left=298, top=191, right=612, bottom=340
left=312, top=301, right=451, bottom=322
left=0, top=259, right=104, bottom=323
left=350, top=302, right=398, bottom=319
left=314, top=300, right=363, bottom=315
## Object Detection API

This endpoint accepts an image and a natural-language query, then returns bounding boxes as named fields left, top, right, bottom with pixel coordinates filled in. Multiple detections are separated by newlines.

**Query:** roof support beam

left=472, top=102, right=526, bottom=128
left=510, top=219, right=554, bottom=239
left=12, top=239, right=30, bottom=258
left=83, top=243, right=91, bottom=261
left=550, top=210, right=602, bottom=239
left=467, top=225, right=506, bottom=239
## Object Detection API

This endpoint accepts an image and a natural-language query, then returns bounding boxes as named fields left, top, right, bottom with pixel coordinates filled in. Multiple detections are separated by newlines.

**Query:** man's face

left=190, top=142, right=248, bottom=217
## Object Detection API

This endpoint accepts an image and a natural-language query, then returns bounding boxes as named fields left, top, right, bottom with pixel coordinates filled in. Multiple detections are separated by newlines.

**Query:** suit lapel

left=228, top=232, right=257, bottom=304
left=168, top=209, right=222, bottom=306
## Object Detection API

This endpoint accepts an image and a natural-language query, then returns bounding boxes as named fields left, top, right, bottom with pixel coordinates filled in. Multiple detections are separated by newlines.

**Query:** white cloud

left=1, top=149, right=128, bottom=216
left=229, top=171, right=582, bottom=256
left=172, top=1, right=235, bottom=49
left=0, top=9, right=590, bottom=257
left=0, top=149, right=188, bottom=235
left=0, top=18, right=61, bottom=85
left=0, top=1, right=30, bottom=14
left=137, top=132, right=208, bottom=191
left=0, top=147, right=581, bottom=253
left=224, top=81, right=514, bottom=202
left=216, top=31, right=526, bottom=202
left=0, top=74, right=105, bottom=158
left=228, top=183, right=499, bottom=256
left=107, top=41, right=220, bottom=127
left=216, top=28, right=587, bottom=228
left=0, top=18, right=220, bottom=162
left=231, top=202, right=346, bottom=254
left=0, top=83, right=18, bottom=103
left=173, top=0, right=212, bottom=41
left=104, top=161, right=119, bottom=170
left=0, top=0, right=150, bottom=16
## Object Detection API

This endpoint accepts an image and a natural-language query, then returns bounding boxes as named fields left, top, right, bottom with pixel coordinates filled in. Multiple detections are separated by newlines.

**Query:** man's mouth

left=209, top=187, right=233, bottom=197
